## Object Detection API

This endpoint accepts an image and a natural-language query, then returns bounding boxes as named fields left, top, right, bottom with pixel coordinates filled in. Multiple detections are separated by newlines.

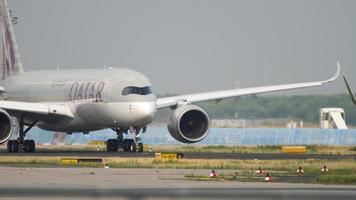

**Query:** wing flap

left=157, top=63, right=340, bottom=109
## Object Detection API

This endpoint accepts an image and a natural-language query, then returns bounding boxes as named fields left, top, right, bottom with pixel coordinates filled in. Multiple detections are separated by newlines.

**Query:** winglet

left=343, top=76, right=356, bottom=105
left=323, top=62, right=341, bottom=83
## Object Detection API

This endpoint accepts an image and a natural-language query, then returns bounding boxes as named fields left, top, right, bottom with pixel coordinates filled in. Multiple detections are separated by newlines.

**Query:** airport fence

left=17, top=126, right=356, bottom=146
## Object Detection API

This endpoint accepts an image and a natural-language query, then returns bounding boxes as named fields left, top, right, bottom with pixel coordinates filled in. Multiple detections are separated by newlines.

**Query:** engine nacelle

left=0, top=109, right=13, bottom=144
left=167, top=105, right=210, bottom=143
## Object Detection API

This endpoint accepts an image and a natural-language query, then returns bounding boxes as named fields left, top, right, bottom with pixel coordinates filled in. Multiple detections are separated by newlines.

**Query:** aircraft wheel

left=12, top=140, right=19, bottom=152
left=7, top=140, right=19, bottom=153
left=138, top=142, right=144, bottom=152
left=24, top=140, right=35, bottom=152
left=106, top=139, right=112, bottom=152
left=122, top=139, right=130, bottom=152
left=112, top=139, right=119, bottom=151
left=7, top=140, right=13, bottom=153
left=130, top=142, right=136, bottom=153
left=107, top=139, right=119, bottom=152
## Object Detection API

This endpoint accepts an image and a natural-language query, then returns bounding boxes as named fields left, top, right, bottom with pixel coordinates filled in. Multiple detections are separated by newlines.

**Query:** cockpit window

left=121, top=86, right=153, bottom=96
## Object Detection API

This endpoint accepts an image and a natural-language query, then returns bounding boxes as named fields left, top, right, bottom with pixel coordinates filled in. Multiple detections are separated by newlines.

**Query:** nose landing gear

left=106, top=127, right=145, bottom=153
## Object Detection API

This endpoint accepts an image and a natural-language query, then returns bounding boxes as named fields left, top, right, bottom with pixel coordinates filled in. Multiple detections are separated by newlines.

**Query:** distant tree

left=157, top=94, right=356, bottom=125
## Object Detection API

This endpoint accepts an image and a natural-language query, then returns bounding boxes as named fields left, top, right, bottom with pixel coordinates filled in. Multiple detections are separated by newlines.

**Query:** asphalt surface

left=0, top=167, right=355, bottom=200
left=0, top=149, right=355, bottom=160
left=0, top=187, right=355, bottom=200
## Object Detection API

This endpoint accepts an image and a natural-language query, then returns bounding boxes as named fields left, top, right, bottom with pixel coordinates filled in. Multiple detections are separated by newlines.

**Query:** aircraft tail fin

left=343, top=76, right=356, bottom=105
left=0, top=0, right=23, bottom=80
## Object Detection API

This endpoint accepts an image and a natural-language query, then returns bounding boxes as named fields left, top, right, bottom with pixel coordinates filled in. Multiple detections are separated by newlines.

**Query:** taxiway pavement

left=0, top=167, right=355, bottom=200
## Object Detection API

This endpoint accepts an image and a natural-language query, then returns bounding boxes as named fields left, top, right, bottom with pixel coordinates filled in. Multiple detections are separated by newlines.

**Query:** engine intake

left=0, top=109, right=13, bottom=144
left=167, top=105, right=210, bottom=143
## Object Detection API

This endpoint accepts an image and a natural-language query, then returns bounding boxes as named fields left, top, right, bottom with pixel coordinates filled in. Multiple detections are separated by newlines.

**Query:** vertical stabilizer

left=0, top=0, right=23, bottom=80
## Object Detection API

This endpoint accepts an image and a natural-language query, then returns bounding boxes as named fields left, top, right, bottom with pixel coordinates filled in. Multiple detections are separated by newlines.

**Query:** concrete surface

left=0, top=167, right=355, bottom=199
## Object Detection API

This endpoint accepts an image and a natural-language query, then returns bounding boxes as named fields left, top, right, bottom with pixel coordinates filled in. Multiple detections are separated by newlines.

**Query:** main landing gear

left=106, top=127, right=145, bottom=153
left=7, top=117, right=36, bottom=153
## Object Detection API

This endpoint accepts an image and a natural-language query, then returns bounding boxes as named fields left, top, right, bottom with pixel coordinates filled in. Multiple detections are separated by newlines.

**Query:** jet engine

left=0, top=109, right=13, bottom=144
left=167, top=105, right=210, bottom=143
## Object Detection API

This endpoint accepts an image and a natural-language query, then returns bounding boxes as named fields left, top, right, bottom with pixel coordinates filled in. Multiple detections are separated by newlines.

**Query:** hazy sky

left=8, top=0, right=356, bottom=95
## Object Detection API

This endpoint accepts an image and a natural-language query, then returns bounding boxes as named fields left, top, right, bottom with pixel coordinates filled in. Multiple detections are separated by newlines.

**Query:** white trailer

left=319, top=108, right=347, bottom=129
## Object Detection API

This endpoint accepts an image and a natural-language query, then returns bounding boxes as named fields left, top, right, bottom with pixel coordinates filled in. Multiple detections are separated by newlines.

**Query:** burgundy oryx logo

left=0, top=1, right=15, bottom=80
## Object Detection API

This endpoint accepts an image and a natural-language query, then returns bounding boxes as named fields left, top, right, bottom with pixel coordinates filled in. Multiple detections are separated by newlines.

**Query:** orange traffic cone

left=256, top=167, right=264, bottom=175
left=264, top=173, right=272, bottom=182
left=209, top=169, right=218, bottom=177
left=297, top=166, right=304, bottom=174
left=321, top=165, right=328, bottom=172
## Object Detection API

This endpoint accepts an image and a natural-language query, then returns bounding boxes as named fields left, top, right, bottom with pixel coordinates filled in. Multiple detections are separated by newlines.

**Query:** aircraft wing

left=0, top=101, right=74, bottom=118
left=343, top=76, right=356, bottom=105
left=156, top=63, right=340, bottom=109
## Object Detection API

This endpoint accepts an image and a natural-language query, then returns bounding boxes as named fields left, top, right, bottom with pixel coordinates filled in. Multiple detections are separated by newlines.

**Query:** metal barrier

left=282, top=146, right=307, bottom=154
left=26, top=127, right=356, bottom=146
left=155, top=152, right=184, bottom=160
left=60, top=158, right=103, bottom=165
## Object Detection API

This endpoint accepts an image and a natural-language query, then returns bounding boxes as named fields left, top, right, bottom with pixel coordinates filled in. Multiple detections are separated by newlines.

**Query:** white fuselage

left=1, top=68, right=157, bottom=132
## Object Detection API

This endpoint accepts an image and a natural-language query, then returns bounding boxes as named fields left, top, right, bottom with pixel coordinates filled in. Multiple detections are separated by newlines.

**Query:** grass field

left=11, top=144, right=356, bottom=155
left=152, top=145, right=356, bottom=155
left=1, top=144, right=355, bottom=184
left=184, top=168, right=356, bottom=185
left=0, top=155, right=355, bottom=184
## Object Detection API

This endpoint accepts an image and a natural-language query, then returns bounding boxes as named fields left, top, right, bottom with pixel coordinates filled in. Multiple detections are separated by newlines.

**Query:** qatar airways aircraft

left=343, top=76, right=356, bottom=105
left=0, top=0, right=340, bottom=153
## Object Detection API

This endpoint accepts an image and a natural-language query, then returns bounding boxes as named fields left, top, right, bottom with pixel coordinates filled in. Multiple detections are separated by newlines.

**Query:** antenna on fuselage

left=235, top=80, right=240, bottom=89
